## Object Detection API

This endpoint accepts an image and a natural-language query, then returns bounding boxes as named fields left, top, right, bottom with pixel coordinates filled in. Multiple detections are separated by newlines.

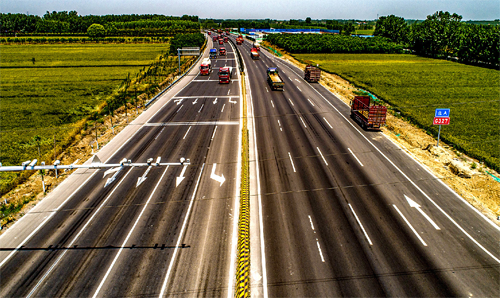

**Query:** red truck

left=236, top=35, right=243, bottom=45
left=250, top=47, right=260, bottom=60
left=350, top=96, right=387, bottom=130
left=304, top=65, right=321, bottom=83
left=213, top=36, right=217, bottom=42
left=199, top=58, right=211, bottom=75
left=223, top=36, right=228, bottom=43
left=218, top=67, right=233, bottom=84
left=218, top=38, right=223, bottom=45
left=219, top=47, right=226, bottom=56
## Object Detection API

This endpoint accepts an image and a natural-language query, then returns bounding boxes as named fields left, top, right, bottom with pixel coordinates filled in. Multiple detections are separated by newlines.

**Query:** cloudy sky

left=1, top=0, right=498, bottom=20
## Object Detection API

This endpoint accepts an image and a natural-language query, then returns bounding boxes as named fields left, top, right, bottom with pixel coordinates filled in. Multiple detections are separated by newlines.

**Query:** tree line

left=0, top=11, right=200, bottom=35
left=374, top=11, right=499, bottom=65
left=265, top=33, right=403, bottom=54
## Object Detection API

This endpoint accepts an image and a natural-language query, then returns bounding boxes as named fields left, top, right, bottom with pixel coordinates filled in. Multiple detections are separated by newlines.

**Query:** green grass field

left=0, top=43, right=171, bottom=193
left=294, top=53, right=500, bottom=170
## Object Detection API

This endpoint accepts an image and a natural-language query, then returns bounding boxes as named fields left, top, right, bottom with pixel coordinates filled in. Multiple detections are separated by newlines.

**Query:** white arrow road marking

left=176, top=165, right=188, bottom=187
left=104, top=167, right=122, bottom=188
left=192, top=98, right=198, bottom=105
left=323, top=117, right=333, bottom=129
left=136, top=166, right=152, bottom=187
left=229, top=98, right=237, bottom=104
left=393, top=204, right=428, bottom=246
left=213, top=98, right=218, bottom=104
left=174, top=98, right=183, bottom=105
left=405, top=195, right=441, bottom=230
left=210, top=163, right=226, bottom=186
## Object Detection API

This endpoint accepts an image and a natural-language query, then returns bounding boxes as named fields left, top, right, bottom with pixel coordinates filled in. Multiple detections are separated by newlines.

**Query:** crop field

left=0, top=43, right=171, bottom=193
left=294, top=53, right=500, bottom=170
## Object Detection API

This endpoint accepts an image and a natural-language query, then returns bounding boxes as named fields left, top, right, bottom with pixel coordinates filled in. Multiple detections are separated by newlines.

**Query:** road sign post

left=433, top=108, right=451, bottom=147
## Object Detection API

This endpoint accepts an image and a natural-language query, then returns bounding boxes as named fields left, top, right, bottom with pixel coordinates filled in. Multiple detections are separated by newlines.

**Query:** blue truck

left=210, top=48, right=217, bottom=59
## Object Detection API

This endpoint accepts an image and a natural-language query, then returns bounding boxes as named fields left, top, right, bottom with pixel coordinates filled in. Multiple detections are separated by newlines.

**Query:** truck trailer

left=304, top=65, right=321, bottom=83
left=350, top=96, right=387, bottom=130
left=267, top=67, right=284, bottom=91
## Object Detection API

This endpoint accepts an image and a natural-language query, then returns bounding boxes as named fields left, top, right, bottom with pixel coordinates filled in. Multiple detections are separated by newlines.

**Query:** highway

left=0, top=36, right=241, bottom=297
left=233, top=36, right=500, bottom=297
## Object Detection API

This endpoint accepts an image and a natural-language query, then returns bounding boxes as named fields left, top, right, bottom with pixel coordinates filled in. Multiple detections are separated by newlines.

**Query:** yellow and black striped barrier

left=236, top=71, right=250, bottom=298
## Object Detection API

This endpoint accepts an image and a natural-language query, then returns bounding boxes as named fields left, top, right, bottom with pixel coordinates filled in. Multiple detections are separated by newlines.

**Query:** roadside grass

left=293, top=53, right=500, bottom=171
left=354, top=29, right=374, bottom=35
left=0, top=43, right=172, bottom=195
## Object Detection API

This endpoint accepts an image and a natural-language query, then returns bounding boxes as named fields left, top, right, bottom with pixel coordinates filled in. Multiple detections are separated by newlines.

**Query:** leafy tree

left=342, top=23, right=355, bottom=35
left=306, top=17, right=311, bottom=24
left=373, top=15, right=409, bottom=44
left=87, top=23, right=106, bottom=38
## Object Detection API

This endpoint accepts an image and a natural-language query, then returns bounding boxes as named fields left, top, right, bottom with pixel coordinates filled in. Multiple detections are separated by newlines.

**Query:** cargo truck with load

left=199, top=58, right=211, bottom=75
left=267, top=67, right=284, bottom=91
left=210, top=48, right=217, bottom=59
left=304, top=65, right=321, bottom=83
left=250, top=47, right=260, bottom=60
left=236, top=35, right=243, bottom=45
left=350, top=96, right=387, bottom=130
left=218, top=67, right=233, bottom=84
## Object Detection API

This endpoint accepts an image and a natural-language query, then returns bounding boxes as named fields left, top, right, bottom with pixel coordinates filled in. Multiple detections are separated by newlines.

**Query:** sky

left=1, top=0, right=499, bottom=20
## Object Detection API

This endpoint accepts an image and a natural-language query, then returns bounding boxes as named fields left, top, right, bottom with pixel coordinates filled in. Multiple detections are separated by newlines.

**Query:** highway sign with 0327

left=433, top=117, right=450, bottom=125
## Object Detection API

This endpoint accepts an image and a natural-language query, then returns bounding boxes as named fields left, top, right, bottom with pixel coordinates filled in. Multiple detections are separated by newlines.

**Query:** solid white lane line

left=393, top=204, right=427, bottom=247
left=159, top=164, right=205, bottom=298
left=300, top=117, right=307, bottom=128
left=308, top=215, right=315, bottom=231
left=183, top=126, right=192, bottom=140
left=198, top=104, right=204, bottom=113
left=288, top=152, right=296, bottom=173
left=221, top=103, right=226, bottom=113
left=317, top=147, right=328, bottom=166
left=297, top=86, right=302, bottom=92
left=93, top=166, right=170, bottom=298
left=348, top=148, right=364, bottom=167
left=307, top=98, right=315, bottom=106
left=270, top=100, right=274, bottom=108
left=154, top=127, right=165, bottom=140
left=211, top=126, right=218, bottom=140
left=26, top=168, right=134, bottom=298
left=176, top=105, right=183, bottom=113
left=348, top=204, right=373, bottom=246
left=288, top=98, right=294, bottom=106
left=146, top=121, right=238, bottom=126
left=323, top=117, right=333, bottom=129
left=316, top=239, right=325, bottom=262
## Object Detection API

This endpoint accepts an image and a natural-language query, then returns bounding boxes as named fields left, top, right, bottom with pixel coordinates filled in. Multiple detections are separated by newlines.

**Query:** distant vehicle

left=250, top=47, right=260, bottom=60
left=253, top=42, right=260, bottom=51
left=208, top=31, right=211, bottom=35
left=210, top=48, right=217, bottom=59
left=217, top=29, right=222, bottom=34
left=267, top=67, right=284, bottom=91
left=219, top=39, right=223, bottom=45
left=213, top=36, right=217, bottom=42
left=200, top=58, right=211, bottom=75
left=219, top=47, right=226, bottom=56
left=223, top=36, right=228, bottom=43
left=218, top=67, right=233, bottom=84
left=236, top=35, right=243, bottom=45
left=304, top=65, right=321, bottom=83
left=350, top=96, right=387, bottom=130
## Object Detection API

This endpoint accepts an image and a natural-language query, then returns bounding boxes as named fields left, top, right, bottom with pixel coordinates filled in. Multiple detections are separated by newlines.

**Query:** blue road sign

left=435, top=108, right=450, bottom=117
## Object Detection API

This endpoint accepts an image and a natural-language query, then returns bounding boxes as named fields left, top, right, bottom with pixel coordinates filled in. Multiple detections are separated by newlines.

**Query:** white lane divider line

left=348, top=204, right=373, bottom=246
left=26, top=168, right=134, bottom=298
left=198, top=104, right=204, bottom=113
left=221, top=103, right=226, bottom=113
left=348, top=148, right=364, bottom=167
left=265, top=87, right=269, bottom=93
left=278, top=120, right=282, bottom=131
left=297, top=86, right=302, bottom=92
left=323, top=117, right=333, bottom=129
left=154, top=127, right=165, bottom=140
left=308, top=215, right=315, bottom=232
left=307, top=98, right=315, bottom=106
left=271, top=100, right=275, bottom=108
left=288, top=152, right=296, bottom=173
left=183, top=126, right=192, bottom=140
left=295, top=78, right=301, bottom=83
left=176, top=104, right=184, bottom=113
left=288, top=98, right=294, bottom=106
left=317, top=147, right=328, bottom=166
left=159, top=164, right=205, bottom=297
left=227, top=89, right=231, bottom=95
left=93, top=166, right=170, bottom=298
left=316, top=239, right=325, bottom=262
left=211, top=126, right=218, bottom=140
left=393, top=204, right=428, bottom=247
left=288, top=77, right=292, bottom=81
left=300, top=117, right=307, bottom=128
